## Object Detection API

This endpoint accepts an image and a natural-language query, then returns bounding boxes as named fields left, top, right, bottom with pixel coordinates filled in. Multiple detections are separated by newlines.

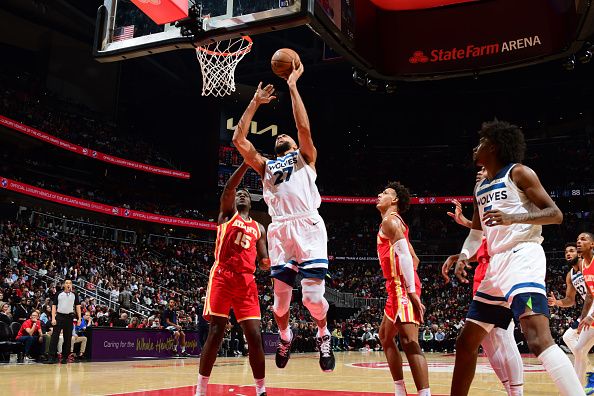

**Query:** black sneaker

left=316, top=334, right=335, bottom=372
left=258, top=393, right=267, bottom=396
left=275, top=338, right=292, bottom=368
left=180, top=351, right=189, bottom=357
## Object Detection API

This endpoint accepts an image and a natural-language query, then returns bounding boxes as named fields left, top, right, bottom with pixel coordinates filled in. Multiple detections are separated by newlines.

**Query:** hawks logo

left=82, top=148, right=89, bottom=155
left=112, top=207, right=119, bottom=215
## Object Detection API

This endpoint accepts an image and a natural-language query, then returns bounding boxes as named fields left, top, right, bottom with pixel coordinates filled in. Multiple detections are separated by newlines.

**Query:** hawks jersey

left=571, top=266, right=588, bottom=300
left=212, top=212, right=260, bottom=273
left=475, top=163, right=544, bottom=255
left=377, top=213, right=410, bottom=280
left=582, top=257, right=594, bottom=297
left=262, top=150, right=321, bottom=218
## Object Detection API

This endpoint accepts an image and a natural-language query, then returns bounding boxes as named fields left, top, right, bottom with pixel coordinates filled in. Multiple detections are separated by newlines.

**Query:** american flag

left=113, top=25, right=134, bottom=42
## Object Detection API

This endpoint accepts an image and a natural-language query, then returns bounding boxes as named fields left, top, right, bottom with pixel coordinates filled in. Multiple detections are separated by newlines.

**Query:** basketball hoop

left=195, top=36, right=253, bottom=97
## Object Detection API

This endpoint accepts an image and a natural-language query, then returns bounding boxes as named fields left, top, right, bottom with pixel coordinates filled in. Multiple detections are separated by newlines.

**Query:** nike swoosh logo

left=313, top=222, right=319, bottom=226
left=512, top=247, right=524, bottom=254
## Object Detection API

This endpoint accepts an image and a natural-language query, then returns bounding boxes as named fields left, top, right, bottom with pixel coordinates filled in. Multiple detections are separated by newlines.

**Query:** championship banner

left=0, top=115, right=190, bottom=179
left=0, top=177, right=216, bottom=230
left=321, top=195, right=473, bottom=205
left=89, top=328, right=201, bottom=360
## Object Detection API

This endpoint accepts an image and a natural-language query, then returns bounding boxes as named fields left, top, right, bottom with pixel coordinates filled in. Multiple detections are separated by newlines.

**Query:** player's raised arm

left=548, top=272, right=578, bottom=308
left=455, top=199, right=483, bottom=284
left=483, top=164, right=563, bottom=227
left=256, top=223, right=270, bottom=271
left=232, top=83, right=276, bottom=177
left=219, top=162, right=250, bottom=223
left=286, top=62, right=317, bottom=167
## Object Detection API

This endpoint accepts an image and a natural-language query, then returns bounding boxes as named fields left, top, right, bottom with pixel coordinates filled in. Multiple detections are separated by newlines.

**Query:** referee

left=47, top=279, right=81, bottom=364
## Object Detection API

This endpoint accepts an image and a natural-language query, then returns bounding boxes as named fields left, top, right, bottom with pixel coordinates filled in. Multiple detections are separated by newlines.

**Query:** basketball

left=271, top=48, right=301, bottom=79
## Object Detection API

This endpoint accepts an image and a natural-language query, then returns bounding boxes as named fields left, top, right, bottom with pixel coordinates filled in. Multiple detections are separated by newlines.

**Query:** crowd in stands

left=0, top=71, right=179, bottom=170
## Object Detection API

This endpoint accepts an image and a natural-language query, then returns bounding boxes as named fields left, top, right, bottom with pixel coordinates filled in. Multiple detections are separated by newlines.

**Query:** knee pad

left=272, top=280, right=293, bottom=317
left=301, top=278, right=329, bottom=321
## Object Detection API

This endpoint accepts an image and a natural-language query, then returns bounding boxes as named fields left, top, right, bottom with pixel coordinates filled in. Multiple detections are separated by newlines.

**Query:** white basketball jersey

left=262, top=150, right=321, bottom=218
left=571, top=267, right=587, bottom=300
left=475, top=163, right=543, bottom=255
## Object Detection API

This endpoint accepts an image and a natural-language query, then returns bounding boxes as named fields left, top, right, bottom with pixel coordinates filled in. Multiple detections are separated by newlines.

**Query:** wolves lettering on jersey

left=475, top=163, right=543, bottom=255
left=213, top=212, right=260, bottom=274
left=262, top=150, right=321, bottom=218
left=570, top=267, right=587, bottom=300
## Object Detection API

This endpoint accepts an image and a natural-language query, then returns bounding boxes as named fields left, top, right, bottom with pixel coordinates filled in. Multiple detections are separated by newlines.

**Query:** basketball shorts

left=384, top=277, right=420, bottom=325
left=203, top=265, right=260, bottom=322
left=468, top=242, right=549, bottom=327
left=472, top=260, right=489, bottom=296
left=269, top=211, right=328, bottom=286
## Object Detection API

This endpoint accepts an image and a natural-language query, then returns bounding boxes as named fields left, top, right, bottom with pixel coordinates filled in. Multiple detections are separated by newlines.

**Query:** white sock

left=196, top=374, right=209, bottom=396
left=537, top=344, right=584, bottom=396
left=509, top=384, right=523, bottom=396
left=255, top=378, right=265, bottom=395
left=280, top=327, right=293, bottom=342
left=394, top=380, right=407, bottom=396
left=182, top=346, right=186, bottom=353
left=417, top=388, right=431, bottom=396
left=317, top=325, right=329, bottom=338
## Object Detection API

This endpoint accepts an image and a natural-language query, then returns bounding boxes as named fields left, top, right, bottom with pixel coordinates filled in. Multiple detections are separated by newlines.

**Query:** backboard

left=93, top=0, right=308, bottom=62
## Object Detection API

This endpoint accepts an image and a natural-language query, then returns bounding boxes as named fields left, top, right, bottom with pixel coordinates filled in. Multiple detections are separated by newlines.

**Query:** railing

left=324, top=287, right=354, bottom=308
left=354, top=297, right=386, bottom=308
left=147, top=234, right=214, bottom=245
left=31, top=211, right=136, bottom=243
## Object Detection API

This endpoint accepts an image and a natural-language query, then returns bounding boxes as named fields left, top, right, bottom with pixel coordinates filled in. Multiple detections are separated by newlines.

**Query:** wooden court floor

left=0, top=351, right=579, bottom=395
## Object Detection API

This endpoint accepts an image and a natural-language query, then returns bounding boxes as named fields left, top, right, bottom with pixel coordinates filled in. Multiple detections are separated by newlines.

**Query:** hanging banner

left=321, top=195, right=473, bottom=204
left=0, top=115, right=190, bottom=179
left=0, top=177, right=215, bottom=230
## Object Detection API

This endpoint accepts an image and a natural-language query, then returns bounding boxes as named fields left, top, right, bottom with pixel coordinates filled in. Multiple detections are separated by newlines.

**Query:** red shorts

left=203, top=265, right=260, bottom=322
left=472, top=260, right=488, bottom=296
left=383, top=277, right=420, bottom=325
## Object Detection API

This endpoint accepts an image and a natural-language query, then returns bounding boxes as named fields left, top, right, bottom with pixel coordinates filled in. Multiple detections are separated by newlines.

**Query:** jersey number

left=577, top=284, right=587, bottom=297
left=234, top=232, right=252, bottom=249
left=273, top=166, right=293, bottom=185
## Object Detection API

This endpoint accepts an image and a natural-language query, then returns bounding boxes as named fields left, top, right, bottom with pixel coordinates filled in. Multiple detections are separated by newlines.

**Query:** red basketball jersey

left=472, top=237, right=490, bottom=296
left=582, top=256, right=594, bottom=297
left=377, top=213, right=411, bottom=280
left=213, top=212, right=260, bottom=273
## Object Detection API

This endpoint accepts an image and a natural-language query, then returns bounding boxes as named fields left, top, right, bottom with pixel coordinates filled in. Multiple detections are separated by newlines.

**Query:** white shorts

left=469, top=242, right=549, bottom=325
left=268, top=211, right=328, bottom=286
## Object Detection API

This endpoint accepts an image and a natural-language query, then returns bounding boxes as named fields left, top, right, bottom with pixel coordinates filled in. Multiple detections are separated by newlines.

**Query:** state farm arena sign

left=371, top=0, right=578, bottom=76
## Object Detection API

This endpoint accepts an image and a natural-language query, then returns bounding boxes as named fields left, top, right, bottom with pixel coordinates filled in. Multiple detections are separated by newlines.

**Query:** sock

left=537, top=344, right=584, bottom=396
left=509, top=384, right=523, bottom=396
left=394, top=380, right=407, bottom=396
left=280, top=327, right=293, bottom=342
left=417, top=388, right=431, bottom=396
left=503, top=381, right=511, bottom=395
left=182, top=346, right=186, bottom=353
left=255, top=378, right=266, bottom=395
left=317, top=325, right=329, bottom=338
left=196, top=374, right=209, bottom=396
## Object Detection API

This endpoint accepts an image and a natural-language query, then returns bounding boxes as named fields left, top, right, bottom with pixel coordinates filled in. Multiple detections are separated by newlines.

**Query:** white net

left=195, top=36, right=252, bottom=97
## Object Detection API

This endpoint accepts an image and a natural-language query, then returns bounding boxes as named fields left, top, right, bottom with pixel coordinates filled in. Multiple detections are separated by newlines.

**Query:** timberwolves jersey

left=262, top=150, right=321, bottom=218
left=475, top=163, right=544, bottom=255
left=571, top=267, right=587, bottom=300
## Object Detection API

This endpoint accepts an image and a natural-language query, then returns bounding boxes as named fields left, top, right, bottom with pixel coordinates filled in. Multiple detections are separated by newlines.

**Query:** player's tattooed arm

left=548, top=272, right=577, bottom=308
left=219, top=162, right=249, bottom=223
left=483, top=165, right=563, bottom=227
left=287, top=62, right=317, bottom=167
left=256, top=223, right=270, bottom=271
left=232, top=83, right=275, bottom=176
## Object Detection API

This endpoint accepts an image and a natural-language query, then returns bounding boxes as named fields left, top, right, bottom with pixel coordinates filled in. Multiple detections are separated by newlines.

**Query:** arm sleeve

left=393, top=238, right=415, bottom=293
left=460, top=229, right=483, bottom=260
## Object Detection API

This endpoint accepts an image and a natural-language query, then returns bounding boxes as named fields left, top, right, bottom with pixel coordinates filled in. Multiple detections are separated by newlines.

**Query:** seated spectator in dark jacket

left=0, top=303, right=12, bottom=326
left=12, top=297, right=30, bottom=324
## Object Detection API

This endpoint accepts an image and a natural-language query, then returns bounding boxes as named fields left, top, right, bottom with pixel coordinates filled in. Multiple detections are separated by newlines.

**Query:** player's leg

left=563, top=326, right=580, bottom=355
left=397, top=321, right=430, bottom=395
left=482, top=322, right=523, bottom=395
left=196, top=315, right=229, bottom=396
left=514, top=294, right=584, bottom=396
left=272, top=278, right=294, bottom=368
left=573, top=326, right=594, bottom=385
left=180, top=330, right=187, bottom=355
left=301, top=277, right=334, bottom=371
left=379, top=314, right=408, bottom=396
left=240, top=319, right=266, bottom=396
left=450, top=319, right=490, bottom=395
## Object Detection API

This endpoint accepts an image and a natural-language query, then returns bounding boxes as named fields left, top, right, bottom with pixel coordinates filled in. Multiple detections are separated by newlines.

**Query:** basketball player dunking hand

left=232, top=62, right=335, bottom=372
left=450, top=120, right=584, bottom=396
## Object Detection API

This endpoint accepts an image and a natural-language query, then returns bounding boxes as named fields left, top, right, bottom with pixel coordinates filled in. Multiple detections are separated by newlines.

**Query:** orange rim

left=196, top=36, right=252, bottom=57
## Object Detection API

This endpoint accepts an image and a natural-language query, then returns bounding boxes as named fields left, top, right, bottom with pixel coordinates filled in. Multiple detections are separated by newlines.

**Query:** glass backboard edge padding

left=204, top=2, right=302, bottom=30
left=103, top=28, right=184, bottom=52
